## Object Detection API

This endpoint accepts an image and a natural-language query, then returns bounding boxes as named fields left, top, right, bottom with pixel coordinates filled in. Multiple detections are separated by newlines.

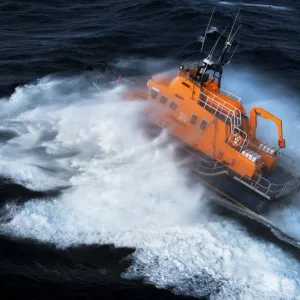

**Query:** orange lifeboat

left=89, top=8, right=300, bottom=247
left=119, top=9, right=300, bottom=219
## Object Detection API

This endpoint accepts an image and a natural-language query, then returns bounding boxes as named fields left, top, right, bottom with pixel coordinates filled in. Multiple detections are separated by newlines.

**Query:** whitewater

left=0, top=67, right=300, bottom=299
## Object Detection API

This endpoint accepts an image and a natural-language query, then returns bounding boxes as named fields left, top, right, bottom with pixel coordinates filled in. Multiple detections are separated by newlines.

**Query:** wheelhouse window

left=190, top=114, right=198, bottom=125
left=200, top=120, right=208, bottom=130
left=160, top=96, right=168, bottom=104
left=151, top=89, right=159, bottom=99
left=169, top=101, right=178, bottom=111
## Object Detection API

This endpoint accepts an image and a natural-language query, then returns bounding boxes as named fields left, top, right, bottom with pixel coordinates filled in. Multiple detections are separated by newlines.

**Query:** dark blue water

left=0, top=1, right=300, bottom=299
left=1, top=0, right=300, bottom=95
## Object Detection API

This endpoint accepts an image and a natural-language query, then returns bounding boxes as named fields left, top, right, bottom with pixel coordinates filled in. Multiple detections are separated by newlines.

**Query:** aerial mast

left=217, top=8, right=241, bottom=66
left=191, top=7, right=242, bottom=90
left=200, top=7, right=216, bottom=53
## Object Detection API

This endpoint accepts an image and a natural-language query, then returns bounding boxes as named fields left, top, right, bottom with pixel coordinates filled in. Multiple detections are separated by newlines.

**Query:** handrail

left=220, top=88, right=242, bottom=102
left=199, top=89, right=242, bottom=130
left=183, top=146, right=300, bottom=200
left=202, top=88, right=242, bottom=119
left=179, top=71, right=242, bottom=129
left=230, top=161, right=300, bottom=199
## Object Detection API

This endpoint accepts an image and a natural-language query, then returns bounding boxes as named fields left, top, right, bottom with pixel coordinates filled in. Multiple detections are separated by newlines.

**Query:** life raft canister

left=230, top=133, right=243, bottom=148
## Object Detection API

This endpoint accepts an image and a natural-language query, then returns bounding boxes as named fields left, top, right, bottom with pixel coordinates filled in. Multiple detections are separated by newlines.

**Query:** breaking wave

left=197, top=26, right=219, bottom=43
left=0, top=67, right=300, bottom=299
left=208, top=26, right=219, bottom=34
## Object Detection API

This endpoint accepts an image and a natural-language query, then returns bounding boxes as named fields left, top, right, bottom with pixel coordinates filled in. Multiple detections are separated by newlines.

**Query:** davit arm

left=249, top=107, right=286, bottom=148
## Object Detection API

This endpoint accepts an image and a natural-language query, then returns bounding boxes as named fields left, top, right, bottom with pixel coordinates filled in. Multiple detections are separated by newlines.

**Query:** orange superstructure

left=128, top=62, right=285, bottom=182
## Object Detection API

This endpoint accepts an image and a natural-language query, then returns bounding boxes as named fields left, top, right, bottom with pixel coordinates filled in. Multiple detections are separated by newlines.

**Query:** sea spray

left=0, top=68, right=299, bottom=299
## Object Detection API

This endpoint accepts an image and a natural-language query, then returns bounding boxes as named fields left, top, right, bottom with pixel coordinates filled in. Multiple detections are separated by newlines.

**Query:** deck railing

left=184, top=146, right=300, bottom=200
left=199, top=88, right=242, bottom=131
left=220, top=88, right=242, bottom=102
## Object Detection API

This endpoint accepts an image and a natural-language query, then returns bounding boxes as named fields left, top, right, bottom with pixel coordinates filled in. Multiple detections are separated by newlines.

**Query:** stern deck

left=181, top=144, right=300, bottom=202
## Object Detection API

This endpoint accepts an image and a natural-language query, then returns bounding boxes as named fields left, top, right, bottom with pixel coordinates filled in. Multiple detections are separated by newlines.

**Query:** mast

left=198, top=26, right=228, bottom=87
left=198, top=8, right=242, bottom=88
left=195, top=7, right=216, bottom=71
left=200, top=7, right=216, bottom=53
left=217, top=8, right=241, bottom=67
left=183, top=7, right=242, bottom=90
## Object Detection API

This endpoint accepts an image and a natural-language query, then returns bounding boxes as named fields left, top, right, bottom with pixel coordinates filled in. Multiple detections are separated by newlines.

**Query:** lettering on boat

left=167, top=112, right=187, bottom=127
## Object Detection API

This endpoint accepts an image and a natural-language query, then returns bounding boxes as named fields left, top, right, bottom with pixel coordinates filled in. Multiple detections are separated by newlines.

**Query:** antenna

left=197, top=25, right=229, bottom=88
left=228, top=24, right=241, bottom=46
left=200, top=6, right=216, bottom=52
left=226, top=7, right=241, bottom=48
left=227, top=41, right=240, bottom=64
left=223, top=24, right=241, bottom=56
left=194, top=8, right=242, bottom=89
left=207, top=25, right=229, bottom=59
left=218, top=8, right=241, bottom=65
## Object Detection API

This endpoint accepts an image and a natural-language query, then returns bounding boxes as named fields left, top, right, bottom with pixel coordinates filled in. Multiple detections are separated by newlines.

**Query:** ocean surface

left=0, top=0, right=300, bottom=299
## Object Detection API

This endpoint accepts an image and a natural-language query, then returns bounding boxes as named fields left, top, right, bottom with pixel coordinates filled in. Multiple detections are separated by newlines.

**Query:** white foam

left=208, top=26, right=219, bottom=34
left=218, top=2, right=292, bottom=11
left=242, top=3, right=292, bottom=11
left=218, top=1, right=235, bottom=6
left=0, top=72, right=300, bottom=299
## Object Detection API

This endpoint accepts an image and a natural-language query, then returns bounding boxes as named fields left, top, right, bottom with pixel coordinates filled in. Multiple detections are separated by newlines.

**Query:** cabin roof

left=149, top=74, right=246, bottom=115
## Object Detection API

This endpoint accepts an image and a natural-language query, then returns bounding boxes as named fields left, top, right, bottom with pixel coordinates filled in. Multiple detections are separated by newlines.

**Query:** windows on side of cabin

left=160, top=95, right=168, bottom=104
left=189, top=114, right=198, bottom=125
left=200, top=120, right=208, bottom=131
left=189, top=114, right=208, bottom=131
left=150, top=88, right=159, bottom=99
left=169, top=101, right=178, bottom=111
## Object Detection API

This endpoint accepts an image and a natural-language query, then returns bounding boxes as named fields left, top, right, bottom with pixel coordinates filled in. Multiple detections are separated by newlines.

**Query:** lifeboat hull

left=174, top=144, right=277, bottom=214
left=173, top=144, right=300, bottom=249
